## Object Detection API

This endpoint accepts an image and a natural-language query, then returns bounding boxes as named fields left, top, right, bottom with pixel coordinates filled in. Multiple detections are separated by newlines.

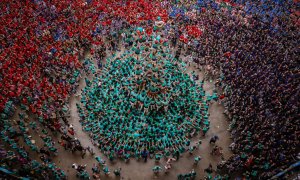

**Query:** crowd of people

left=182, top=0, right=299, bottom=179
left=0, top=0, right=169, bottom=178
left=0, top=110, right=67, bottom=179
left=78, top=26, right=212, bottom=164
left=0, top=0, right=298, bottom=179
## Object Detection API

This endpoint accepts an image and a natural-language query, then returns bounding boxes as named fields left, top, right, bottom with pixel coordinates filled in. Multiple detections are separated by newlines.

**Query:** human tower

left=78, top=26, right=210, bottom=161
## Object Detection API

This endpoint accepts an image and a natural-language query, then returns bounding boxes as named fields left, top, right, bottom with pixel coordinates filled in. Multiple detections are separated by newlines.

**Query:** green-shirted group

left=77, top=26, right=211, bottom=162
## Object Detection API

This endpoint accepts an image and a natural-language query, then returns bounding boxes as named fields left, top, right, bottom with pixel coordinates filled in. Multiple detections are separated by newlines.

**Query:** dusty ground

left=10, top=46, right=233, bottom=180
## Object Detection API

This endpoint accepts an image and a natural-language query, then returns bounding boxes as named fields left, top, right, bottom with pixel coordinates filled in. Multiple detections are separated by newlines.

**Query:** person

left=205, top=163, right=213, bottom=174
left=95, top=156, right=106, bottom=166
left=196, top=140, right=202, bottom=148
left=81, top=147, right=87, bottom=159
left=164, top=158, right=175, bottom=173
left=86, top=146, right=95, bottom=155
left=189, top=145, right=196, bottom=155
left=211, top=146, right=223, bottom=156
left=39, top=147, right=51, bottom=156
left=113, top=167, right=121, bottom=177
left=152, top=166, right=162, bottom=175
left=103, top=166, right=110, bottom=175
left=142, top=149, right=148, bottom=162
left=194, top=155, right=202, bottom=165
left=155, top=152, right=162, bottom=163
left=177, top=169, right=196, bottom=180
left=174, top=150, right=180, bottom=161
left=209, top=135, right=219, bottom=144
left=92, top=164, right=100, bottom=174
left=202, top=126, right=208, bottom=137
left=229, top=142, right=236, bottom=151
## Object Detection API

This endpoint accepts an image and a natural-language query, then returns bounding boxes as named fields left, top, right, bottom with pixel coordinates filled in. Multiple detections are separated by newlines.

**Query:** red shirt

left=219, top=94, right=225, bottom=99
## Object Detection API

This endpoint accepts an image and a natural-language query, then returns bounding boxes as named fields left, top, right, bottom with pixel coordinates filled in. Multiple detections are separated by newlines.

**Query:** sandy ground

left=10, top=46, right=233, bottom=180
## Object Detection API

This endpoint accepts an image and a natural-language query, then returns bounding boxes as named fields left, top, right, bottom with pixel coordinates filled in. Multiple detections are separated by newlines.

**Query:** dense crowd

left=0, top=0, right=167, bottom=179
left=78, top=26, right=212, bottom=164
left=214, top=14, right=299, bottom=179
left=0, top=0, right=298, bottom=179
left=178, top=0, right=299, bottom=179
left=149, top=0, right=299, bottom=178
